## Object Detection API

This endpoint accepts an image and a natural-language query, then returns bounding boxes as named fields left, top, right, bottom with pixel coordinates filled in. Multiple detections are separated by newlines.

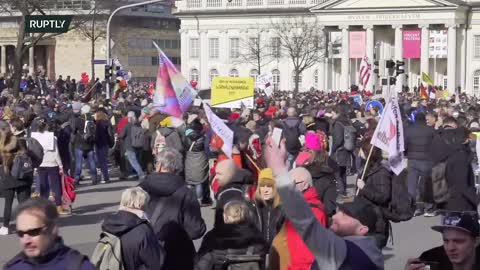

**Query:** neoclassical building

left=0, top=0, right=180, bottom=81
left=175, top=0, right=480, bottom=95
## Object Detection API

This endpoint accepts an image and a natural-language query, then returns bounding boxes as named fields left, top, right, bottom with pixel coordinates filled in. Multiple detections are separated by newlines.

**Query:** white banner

left=370, top=97, right=405, bottom=175
left=203, top=102, right=234, bottom=159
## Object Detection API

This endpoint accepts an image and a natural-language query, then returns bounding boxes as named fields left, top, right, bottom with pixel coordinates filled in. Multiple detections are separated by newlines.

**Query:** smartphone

left=418, top=261, right=439, bottom=270
left=272, top=128, right=283, bottom=147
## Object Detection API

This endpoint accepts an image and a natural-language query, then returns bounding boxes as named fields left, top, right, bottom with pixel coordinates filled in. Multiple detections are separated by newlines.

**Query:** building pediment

left=311, top=0, right=462, bottom=12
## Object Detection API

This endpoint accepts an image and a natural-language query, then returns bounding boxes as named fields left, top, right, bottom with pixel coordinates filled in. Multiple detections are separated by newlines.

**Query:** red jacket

left=286, top=187, right=326, bottom=270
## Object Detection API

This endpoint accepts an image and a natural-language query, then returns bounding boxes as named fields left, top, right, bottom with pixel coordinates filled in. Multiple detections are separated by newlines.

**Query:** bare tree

left=271, top=17, right=325, bottom=93
left=77, top=0, right=116, bottom=81
left=0, top=0, right=89, bottom=96
left=235, top=27, right=274, bottom=75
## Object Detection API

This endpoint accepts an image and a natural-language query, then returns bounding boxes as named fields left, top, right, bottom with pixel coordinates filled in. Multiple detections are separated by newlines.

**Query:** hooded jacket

left=270, top=187, right=327, bottom=270
left=4, top=237, right=95, bottom=270
left=275, top=172, right=384, bottom=270
left=101, top=210, right=165, bottom=270
left=139, top=172, right=206, bottom=270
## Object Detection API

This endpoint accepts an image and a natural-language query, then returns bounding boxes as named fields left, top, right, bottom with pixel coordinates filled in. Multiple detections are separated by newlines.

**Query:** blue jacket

left=4, top=238, right=95, bottom=270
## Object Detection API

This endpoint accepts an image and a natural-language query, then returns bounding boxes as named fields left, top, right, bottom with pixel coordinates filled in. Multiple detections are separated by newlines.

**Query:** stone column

left=340, top=25, right=349, bottom=91
left=1, top=46, right=6, bottom=75
left=199, top=30, right=209, bottom=89
left=420, top=24, right=429, bottom=78
left=393, top=24, right=404, bottom=92
left=318, top=26, right=326, bottom=90
left=29, top=46, right=34, bottom=75
left=447, top=24, right=457, bottom=92
left=364, top=25, right=374, bottom=91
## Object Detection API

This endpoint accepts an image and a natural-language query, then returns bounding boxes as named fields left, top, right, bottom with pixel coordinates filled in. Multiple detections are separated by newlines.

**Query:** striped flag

left=359, top=56, right=372, bottom=89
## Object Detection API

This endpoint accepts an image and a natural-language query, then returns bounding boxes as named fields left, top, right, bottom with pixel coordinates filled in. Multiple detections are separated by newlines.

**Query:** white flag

left=203, top=102, right=234, bottom=159
left=370, top=97, right=405, bottom=175
left=359, top=56, right=372, bottom=90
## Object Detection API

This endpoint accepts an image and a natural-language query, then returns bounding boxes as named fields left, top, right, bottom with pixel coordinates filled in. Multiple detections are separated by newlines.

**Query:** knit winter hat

left=305, top=132, right=322, bottom=151
left=258, top=168, right=275, bottom=187
left=72, top=102, right=82, bottom=113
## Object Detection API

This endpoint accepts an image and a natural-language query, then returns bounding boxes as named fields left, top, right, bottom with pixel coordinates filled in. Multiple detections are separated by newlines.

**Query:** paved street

left=0, top=179, right=442, bottom=269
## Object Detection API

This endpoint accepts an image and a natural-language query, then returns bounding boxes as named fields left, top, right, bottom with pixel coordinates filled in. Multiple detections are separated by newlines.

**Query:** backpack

left=282, top=121, right=302, bottom=154
left=83, top=117, right=96, bottom=143
left=431, top=162, right=449, bottom=204
left=130, top=125, right=146, bottom=148
left=342, top=125, right=357, bottom=152
left=211, top=247, right=264, bottom=270
left=11, top=153, right=33, bottom=180
left=382, top=170, right=415, bottom=223
left=23, top=137, right=44, bottom=168
left=90, top=231, right=124, bottom=270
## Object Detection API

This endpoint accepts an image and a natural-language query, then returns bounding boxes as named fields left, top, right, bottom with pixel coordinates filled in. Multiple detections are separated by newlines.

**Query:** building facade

left=175, top=0, right=480, bottom=95
left=0, top=0, right=180, bottom=82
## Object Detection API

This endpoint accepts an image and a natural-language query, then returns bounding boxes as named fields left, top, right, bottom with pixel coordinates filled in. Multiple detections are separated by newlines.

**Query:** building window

left=190, top=38, right=199, bottom=58
left=209, top=38, right=219, bottom=59
left=271, top=37, right=281, bottom=58
left=475, top=36, right=480, bottom=58
left=272, top=69, right=280, bottom=90
left=152, top=56, right=159, bottom=66
left=190, top=68, right=199, bottom=82
left=474, top=70, right=480, bottom=95
left=210, top=69, right=219, bottom=84
left=250, top=69, right=259, bottom=81
left=292, top=72, right=303, bottom=87
left=443, top=77, right=448, bottom=90
left=229, top=69, right=239, bottom=77
left=314, top=70, right=319, bottom=89
left=230, top=38, right=240, bottom=59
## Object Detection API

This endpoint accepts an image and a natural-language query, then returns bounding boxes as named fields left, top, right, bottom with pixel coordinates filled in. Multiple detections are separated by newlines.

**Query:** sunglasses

left=16, top=225, right=47, bottom=238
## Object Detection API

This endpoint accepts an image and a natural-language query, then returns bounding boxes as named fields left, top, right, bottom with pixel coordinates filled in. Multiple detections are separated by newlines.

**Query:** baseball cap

left=432, top=211, right=479, bottom=237
left=337, top=197, right=377, bottom=234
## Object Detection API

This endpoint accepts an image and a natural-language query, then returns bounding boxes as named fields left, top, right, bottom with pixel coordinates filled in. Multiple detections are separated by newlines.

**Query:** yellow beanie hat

left=258, top=168, right=275, bottom=186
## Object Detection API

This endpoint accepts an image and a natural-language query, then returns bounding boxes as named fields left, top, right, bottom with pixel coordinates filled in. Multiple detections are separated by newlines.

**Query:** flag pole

left=356, top=145, right=375, bottom=195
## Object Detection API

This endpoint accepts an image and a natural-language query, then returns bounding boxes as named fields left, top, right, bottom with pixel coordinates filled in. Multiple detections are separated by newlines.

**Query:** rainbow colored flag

left=152, top=42, right=196, bottom=117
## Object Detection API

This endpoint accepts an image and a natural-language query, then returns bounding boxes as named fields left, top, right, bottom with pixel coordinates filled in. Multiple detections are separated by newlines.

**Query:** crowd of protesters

left=0, top=73, right=479, bottom=270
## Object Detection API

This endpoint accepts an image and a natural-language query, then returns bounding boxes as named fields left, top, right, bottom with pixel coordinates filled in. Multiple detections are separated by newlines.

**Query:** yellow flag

left=211, top=77, right=255, bottom=106
left=421, top=72, right=434, bottom=86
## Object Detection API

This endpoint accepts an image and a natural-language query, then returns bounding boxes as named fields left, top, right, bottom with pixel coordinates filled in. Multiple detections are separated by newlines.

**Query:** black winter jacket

left=431, top=128, right=479, bottom=211
left=306, top=163, right=338, bottom=217
left=95, top=120, right=112, bottom=148
left=101, top=211, right=165, bottom=270
left=358, top=162, right=392, bottom=207
left=404, top=122, right=435, bottom=161
left=251, top=199, right=285, bottom=246
left=139, top=172, right=206, bottom=270
left=70, top=113, right=95, bottom=151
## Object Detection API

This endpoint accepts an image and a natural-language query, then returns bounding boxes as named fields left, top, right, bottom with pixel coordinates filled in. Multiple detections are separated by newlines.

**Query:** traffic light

left=389, top=77, right=397, bottom=85
left=386, top=60, right=396, bottom=69
left=373, top=61, right=380, bottom=74
left=104, top=65, right=113, bottom=80
left=396, top=60, right=405, bottom=76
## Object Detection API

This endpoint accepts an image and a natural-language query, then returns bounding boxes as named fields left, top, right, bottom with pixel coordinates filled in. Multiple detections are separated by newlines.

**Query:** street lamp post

left=105, top=0, right=164, bottom=98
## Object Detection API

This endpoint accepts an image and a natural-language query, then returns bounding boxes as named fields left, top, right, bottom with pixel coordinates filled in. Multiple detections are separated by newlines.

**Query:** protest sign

left=211, top=77, right=254, bottom=109
left=203, top=103, right=234, bottom=159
